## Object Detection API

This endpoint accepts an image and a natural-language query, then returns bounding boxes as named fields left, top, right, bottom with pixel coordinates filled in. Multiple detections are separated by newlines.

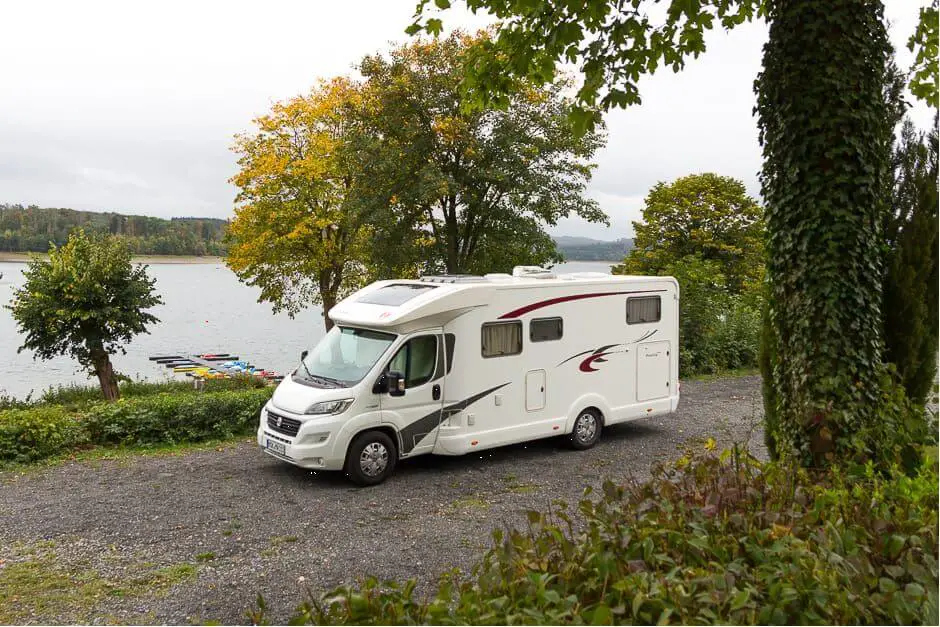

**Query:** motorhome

left=258, top=266, right=680, bottom=485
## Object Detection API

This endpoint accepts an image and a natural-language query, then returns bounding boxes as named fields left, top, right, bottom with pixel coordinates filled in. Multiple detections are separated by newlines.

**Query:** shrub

left=0, top=406, right=88, bottom=464
left=260, top=448, right=939, bottom=626
left=667, top=256, right=762, bottom=377
left=0, top=386, right=273, bottom=463
left=38, top=375, right=267, bottom=409
left=84, top=388, right=272, bottom=446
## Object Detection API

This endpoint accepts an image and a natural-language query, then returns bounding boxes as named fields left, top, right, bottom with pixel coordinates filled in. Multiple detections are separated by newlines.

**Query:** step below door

left=637, top=341, right=670, bottom=401
left=525, top=369, right=546, bottom=411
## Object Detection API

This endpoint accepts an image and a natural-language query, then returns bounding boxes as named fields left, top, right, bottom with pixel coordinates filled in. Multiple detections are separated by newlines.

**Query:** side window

left=626, top=295, right=661, bottom=324
left=530, top=317, right=563, bottom=342
left=387, top=336, right=438, bottom=387
left=445, top=333, right=456, bottom=374
left=482, top=321, right=523, bottom=358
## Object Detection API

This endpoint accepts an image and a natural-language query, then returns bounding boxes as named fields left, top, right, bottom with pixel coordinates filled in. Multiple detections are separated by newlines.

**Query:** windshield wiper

left=312, top=374, right=345, bottom=388
left=298, top=351, right=316, bottom=381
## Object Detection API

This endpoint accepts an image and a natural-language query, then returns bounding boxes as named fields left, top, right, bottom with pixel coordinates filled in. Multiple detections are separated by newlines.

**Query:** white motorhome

left=258, top=267, right=680, bottom=485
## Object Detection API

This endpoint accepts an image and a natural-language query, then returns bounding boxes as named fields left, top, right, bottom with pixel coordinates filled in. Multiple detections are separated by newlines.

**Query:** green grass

left=683, top=366, right=760, bottom=382
left=1, top=376, right=268, bottom=411
left=0, top=542, right=199, bottom=624
left=451, top=495, right=491, bottom=510
left=195, top=552, right=216, bottom=562
left=0, top=434, right=255, bottom=476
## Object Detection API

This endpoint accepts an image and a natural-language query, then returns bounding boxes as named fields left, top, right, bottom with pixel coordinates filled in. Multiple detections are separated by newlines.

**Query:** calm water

left=0, top=260, right=614, bottom=399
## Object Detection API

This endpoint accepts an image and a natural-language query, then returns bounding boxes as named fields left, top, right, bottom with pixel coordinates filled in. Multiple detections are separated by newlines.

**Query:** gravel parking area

left=0, top=375, right=764, bottom=625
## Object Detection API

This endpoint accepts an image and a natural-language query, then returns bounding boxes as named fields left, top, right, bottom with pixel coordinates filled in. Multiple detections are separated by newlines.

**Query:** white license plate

left=265, top=438, right=286, bottom=456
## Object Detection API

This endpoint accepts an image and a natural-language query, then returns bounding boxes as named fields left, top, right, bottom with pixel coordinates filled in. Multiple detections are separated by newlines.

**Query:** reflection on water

left=0, top=260, right=613, bottom=399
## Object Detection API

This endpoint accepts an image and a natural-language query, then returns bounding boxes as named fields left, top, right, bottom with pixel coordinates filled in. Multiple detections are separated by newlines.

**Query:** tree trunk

left=318, top=269, right=337, bottom=332
left=90, top=347, right=120, bottom=401
left=756, top=0, right=892, bottom=464
left=445, top=198, right=459, bottom=274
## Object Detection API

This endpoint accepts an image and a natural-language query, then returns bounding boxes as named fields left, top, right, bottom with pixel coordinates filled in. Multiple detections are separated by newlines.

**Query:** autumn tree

left=613, top=173, right=763, bottom=295
left=412, top=0, right=937, bottom=466
left=6, top=230, right=162, bottom=400
left=359, top=32, right=608, bottom=274
left=226, top=78, right=384, bottom=330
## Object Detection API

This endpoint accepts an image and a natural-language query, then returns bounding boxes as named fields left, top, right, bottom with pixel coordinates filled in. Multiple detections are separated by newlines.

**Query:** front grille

left=267, top=410, right=301, bottom=437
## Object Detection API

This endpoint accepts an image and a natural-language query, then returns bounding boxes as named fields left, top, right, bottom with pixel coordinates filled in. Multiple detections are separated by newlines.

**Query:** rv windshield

left=297, top=326, right=396, bottom=388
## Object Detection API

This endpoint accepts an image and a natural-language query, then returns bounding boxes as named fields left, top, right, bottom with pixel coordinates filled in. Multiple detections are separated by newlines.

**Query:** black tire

left=345, top=430, right=397, bottom=486
left=568, top=408, right=602, bottom=450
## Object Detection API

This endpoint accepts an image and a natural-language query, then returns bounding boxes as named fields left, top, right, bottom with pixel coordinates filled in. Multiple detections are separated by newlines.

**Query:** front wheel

left=345, top=430, right=397, bottom=486
left=568, top=409, right=602, bottom=450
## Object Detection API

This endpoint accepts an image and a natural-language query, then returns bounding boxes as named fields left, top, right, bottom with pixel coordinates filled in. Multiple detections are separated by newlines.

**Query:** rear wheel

left=568, top=409, right=602, bottom=450
left=345, top=430, right=397, bottom=486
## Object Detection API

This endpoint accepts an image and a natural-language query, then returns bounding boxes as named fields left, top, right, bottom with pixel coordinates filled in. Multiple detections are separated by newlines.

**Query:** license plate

left=265, top=438, right=286, bottom=456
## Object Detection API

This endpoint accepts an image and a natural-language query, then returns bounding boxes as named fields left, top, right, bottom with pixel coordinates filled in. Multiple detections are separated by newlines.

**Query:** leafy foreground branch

left=250, top=447, right=939, bottom=625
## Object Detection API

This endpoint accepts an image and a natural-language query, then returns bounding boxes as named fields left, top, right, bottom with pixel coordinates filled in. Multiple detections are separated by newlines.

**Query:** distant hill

left=554, top=236, right=634, bottom=261
left=0, top=204, right=228, bottom=256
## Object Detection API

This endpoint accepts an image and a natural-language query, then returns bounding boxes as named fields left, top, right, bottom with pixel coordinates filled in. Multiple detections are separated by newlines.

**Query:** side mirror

left=386, top=371, right=406, bottom=397
left=300, top=349, right=309, bottom=361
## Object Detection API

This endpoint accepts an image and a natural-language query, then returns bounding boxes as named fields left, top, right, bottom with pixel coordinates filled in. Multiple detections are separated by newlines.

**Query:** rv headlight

left=304, top=399, right=354, bottom=415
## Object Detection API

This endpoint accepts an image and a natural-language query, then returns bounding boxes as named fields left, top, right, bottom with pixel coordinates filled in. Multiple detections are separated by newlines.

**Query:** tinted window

left=445, top=333, right=456, bottom=373
left=387, top=336, right=437, bottom=387
left=356, top=283, right=437, bottom=306
left=482, top=321, right=523, bottom=358
left=626, top=296, right=661, bottom=324
left=530, top=317, right=563, bottom=342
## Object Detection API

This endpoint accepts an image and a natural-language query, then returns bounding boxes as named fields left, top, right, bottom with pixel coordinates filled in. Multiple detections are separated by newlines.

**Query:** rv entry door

left=380, top=329, right=446, bottom=458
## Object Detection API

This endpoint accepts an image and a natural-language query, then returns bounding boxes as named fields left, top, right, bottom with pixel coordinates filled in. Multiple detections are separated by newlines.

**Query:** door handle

left=432, top=384, right=441, bottom=401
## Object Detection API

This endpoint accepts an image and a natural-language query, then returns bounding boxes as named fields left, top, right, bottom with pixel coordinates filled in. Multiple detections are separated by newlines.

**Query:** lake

left=0, top=260, right=616, bottom=400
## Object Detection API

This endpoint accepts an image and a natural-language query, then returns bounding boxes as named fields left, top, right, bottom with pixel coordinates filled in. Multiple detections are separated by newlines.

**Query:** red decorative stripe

left=498, top=289, right=666, bottom=319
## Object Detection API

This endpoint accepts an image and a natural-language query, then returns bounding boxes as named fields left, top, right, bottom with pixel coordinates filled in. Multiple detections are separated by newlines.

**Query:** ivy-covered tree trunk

left=90, top=346, right=120, bottom=401
left=756, top=0, right=893, bottom=464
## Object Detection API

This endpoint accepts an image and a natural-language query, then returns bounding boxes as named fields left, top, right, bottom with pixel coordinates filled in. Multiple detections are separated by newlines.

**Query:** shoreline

left=0, top=252, right=224, bottom=265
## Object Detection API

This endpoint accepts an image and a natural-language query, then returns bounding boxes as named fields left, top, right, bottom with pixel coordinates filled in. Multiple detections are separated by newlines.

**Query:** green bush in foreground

left=254, top=448, right=939, bottom=626
left=0, top=406, right=88, bottom=464
left=0, top=387, right=272, bottom=463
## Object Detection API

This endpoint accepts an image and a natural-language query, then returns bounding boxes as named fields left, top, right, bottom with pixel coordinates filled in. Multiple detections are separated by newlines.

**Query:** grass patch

left=683, top=366, right=760, bottom=383
left=0, top=434, right=254, bottom=475
left=0, top=543, right=198, bottom=624
left=195, top=552, right=216, bottom=562
left=451, top=495, right=490, bottom=510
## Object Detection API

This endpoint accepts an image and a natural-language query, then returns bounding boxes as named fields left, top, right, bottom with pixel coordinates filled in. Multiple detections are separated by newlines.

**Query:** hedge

left=0, top=406, right=89, bottom=464
left=84, top=388, right=273, bottom=446
left=254, top=447, right=939, bottom=626
left=0, top=387, right=272, bottom=464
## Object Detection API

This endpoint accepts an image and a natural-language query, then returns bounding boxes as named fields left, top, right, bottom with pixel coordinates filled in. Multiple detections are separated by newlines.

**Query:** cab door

left=379, top=329, right=445, bottom=457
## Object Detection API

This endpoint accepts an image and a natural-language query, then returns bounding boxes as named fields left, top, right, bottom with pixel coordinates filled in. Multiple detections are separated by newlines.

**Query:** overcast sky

left=0, top=1, right=932, bottom=240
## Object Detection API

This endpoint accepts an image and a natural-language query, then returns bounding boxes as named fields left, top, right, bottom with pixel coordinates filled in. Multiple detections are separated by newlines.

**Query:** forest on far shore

left=0, top=204, right=228, bottom=256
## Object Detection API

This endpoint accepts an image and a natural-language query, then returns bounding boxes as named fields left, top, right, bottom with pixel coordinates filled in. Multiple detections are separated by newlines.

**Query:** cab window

left=387, top=336, right=438, bottom=388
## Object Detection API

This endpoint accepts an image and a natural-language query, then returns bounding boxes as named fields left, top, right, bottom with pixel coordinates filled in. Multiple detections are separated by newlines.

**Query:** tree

left=6, top=230, right=162, bottom=400
left=359, top=32, right=608, bottom=274
left=612, top=173, right=763, bottom=295
left=883, top=119, right=939, bottom=405
left=226, top=78, right=380, bottom=330
left=414, top=0, right=932, bottom=466
left=908, top=0, right=938, bottom=108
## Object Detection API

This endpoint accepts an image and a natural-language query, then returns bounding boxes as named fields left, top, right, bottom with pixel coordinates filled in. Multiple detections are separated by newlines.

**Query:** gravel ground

left=0, top=375, right=764, bottom=625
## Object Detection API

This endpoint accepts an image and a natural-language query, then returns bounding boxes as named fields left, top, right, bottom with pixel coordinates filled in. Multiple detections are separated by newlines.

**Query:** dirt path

left=0, top=375, right=764, bottom=625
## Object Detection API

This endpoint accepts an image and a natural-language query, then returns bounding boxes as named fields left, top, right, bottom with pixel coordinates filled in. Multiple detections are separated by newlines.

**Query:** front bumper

left=257, top=404, right=347, bottom=471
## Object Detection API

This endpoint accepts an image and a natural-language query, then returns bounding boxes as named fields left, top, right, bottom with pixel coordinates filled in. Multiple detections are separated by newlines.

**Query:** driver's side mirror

left=386, top=371, right=406, bottom=397
left=300, top=349, right=308, bottom=361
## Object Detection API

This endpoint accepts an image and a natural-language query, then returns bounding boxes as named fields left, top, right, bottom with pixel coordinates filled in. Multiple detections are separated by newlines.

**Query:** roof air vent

left=512, top=265, right=556, bottom=279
